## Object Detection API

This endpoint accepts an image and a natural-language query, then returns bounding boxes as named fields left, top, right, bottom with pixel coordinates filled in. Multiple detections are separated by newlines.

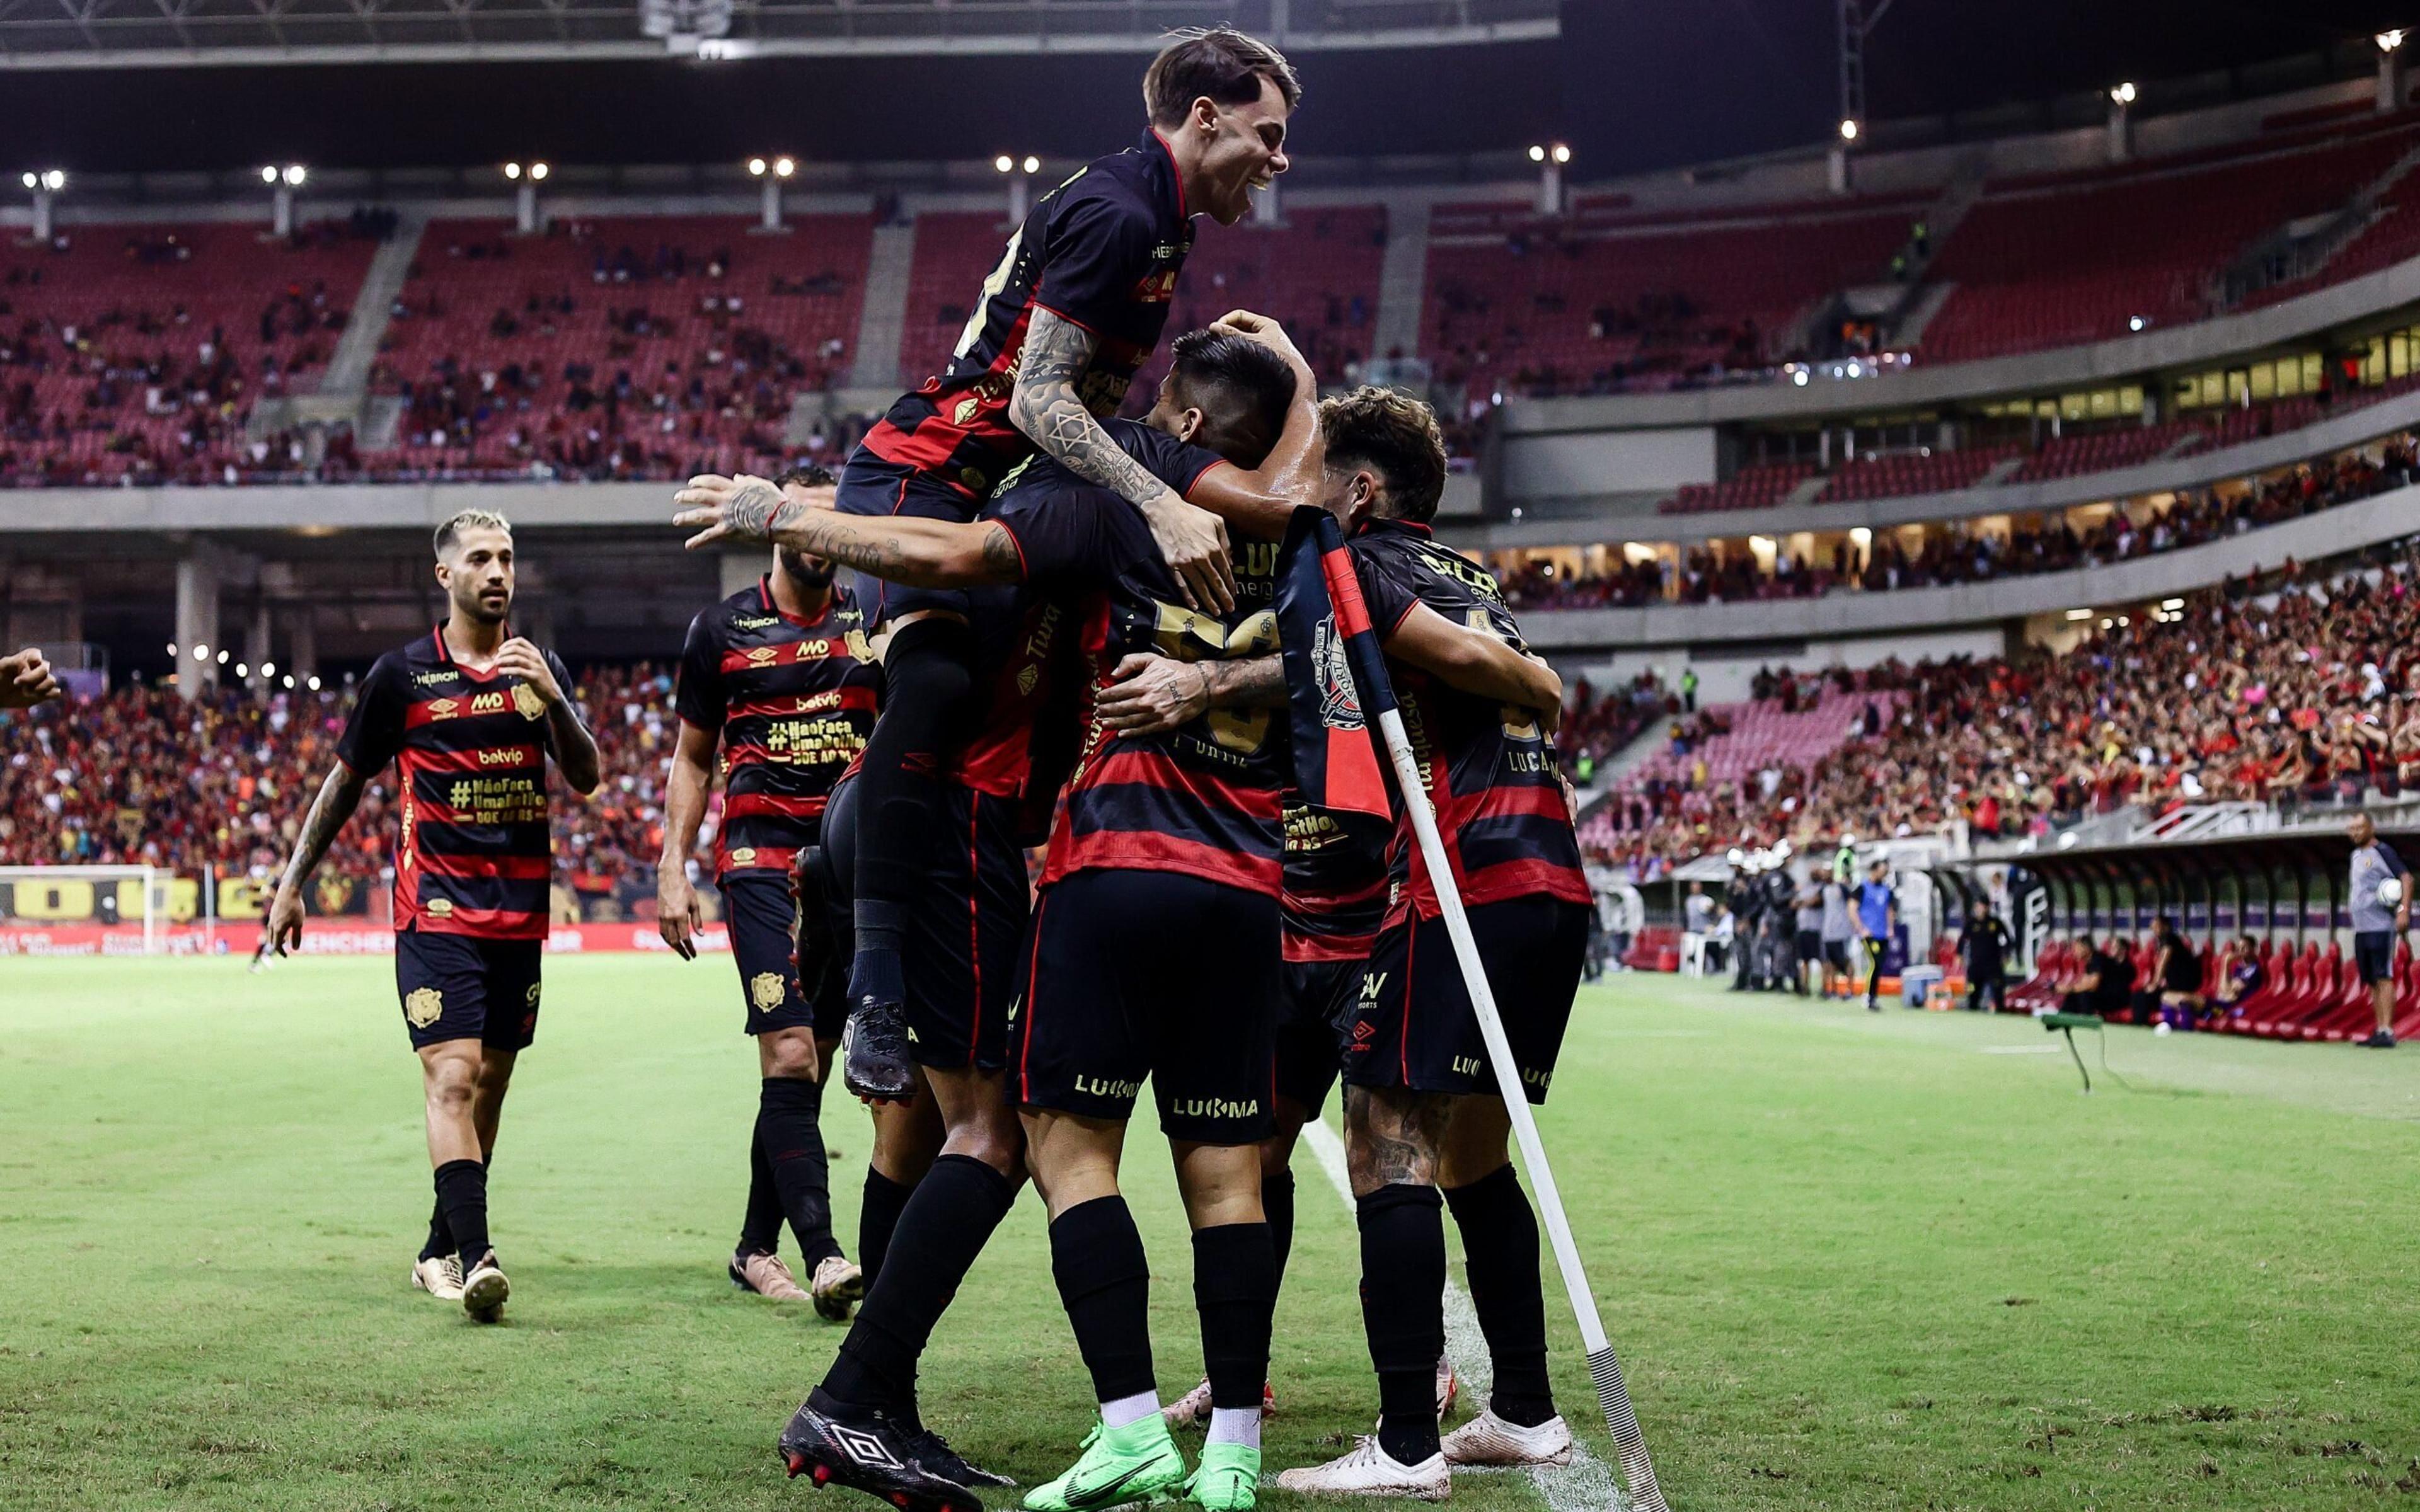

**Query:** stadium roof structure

left=0, top=0, right=1555, bottom=68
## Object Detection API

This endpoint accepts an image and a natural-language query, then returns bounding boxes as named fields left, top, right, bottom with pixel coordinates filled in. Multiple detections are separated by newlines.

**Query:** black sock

left=739, top=1126, right=783, bottom=1257
left=1357, top=1183, right=1445, bottom=1466
left=434, top=1158, right=490, bottom=1274
left=761, top=1075, right=841, bottom=1268
left=821, top=1154, right=1016, bottom=1419
left=1263, top=1170, right=1297, bottom=1288
left=422, top=1196, right=454, bottom=1263
left=1444, top=1164, right=1555, bottom=1427
left=849, top=617, right=973, bottom=1007
left=1193, top=1223, right=1277, bottom=1411
left=857, top=1166, right=915, bottom=1291
left=1049, top=1194, right=1156, bottom=1407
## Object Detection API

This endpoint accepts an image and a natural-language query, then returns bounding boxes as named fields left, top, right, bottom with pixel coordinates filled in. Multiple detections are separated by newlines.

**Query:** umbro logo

left=829, top=1424, right=900, bottom=1469
left=1351, top=1021, right=1375, bottom=1041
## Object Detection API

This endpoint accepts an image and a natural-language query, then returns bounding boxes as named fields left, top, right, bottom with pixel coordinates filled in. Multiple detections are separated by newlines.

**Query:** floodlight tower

left=748, top=155, right=796, bottom=232
left=504, top=161, right=549, bottom=233
left=995, top=154, right=1040, bottom=223
left=260, top=165, right=306, bottom=238
left=1833, top=0, right=1892, bottom=195
left=2106, top=81, right=2136, bottom=164
left=2382, top=31, right=2408, bottom=115
left=1529, top=143, right=1572, bottom=216
left=19, top=169, right=65, bottom=243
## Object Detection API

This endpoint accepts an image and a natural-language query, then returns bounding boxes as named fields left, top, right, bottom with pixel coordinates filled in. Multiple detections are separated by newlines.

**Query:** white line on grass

left=1299, top=1118, right=1628, bottom=1512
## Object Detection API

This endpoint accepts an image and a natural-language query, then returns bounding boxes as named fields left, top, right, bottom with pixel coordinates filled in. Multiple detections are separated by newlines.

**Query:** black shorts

left=1013, top=869, right=1278, bottom=1145
left=900, top=785, right=1028, bottom=1071
left=2355, top=929, right=2397, bottom=987
left=1345, top=898, right=1588, bottom=1105
left=1795, top=929, right=1823, bottom=963
left=1823, top=939, right=1852, bottom=970
left=1275, top=953, right=1357, bottom=1115
left=720, top=870, right=844, bottom=1039
left=395, top=929, right=543, bottom=1051
left=835, top=450, right=976, bottom=625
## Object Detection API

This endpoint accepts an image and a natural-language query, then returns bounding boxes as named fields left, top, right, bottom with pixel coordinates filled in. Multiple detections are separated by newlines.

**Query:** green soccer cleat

left=1183, top=1443, right=1260, bottom=1511
left=1024, top=1416, right=1188, bottom=1511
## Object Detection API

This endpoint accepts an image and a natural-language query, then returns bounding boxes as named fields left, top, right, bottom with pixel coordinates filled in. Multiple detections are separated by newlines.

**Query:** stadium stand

left=369, top=214, right=874, bottom=481
left=0, top=219, right=380, bottom=486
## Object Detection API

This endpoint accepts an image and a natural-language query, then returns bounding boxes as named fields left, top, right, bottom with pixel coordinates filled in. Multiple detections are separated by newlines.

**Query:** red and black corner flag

left=1276, top=506, right=1395, bottom=819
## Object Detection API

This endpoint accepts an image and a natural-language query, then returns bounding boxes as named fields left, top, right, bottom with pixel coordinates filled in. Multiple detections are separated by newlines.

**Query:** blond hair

left=434, top=508, right=513, bottom=559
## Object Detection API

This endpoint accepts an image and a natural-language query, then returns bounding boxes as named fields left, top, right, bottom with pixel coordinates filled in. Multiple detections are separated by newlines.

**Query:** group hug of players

left=263, top=27, right=1599, bottom=1512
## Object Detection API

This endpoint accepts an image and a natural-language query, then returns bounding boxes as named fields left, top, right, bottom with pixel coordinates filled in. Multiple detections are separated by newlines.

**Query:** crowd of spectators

left=1497, top=433, right=2418, bottom=613
left=1583, top=538, right=2420, bottom=873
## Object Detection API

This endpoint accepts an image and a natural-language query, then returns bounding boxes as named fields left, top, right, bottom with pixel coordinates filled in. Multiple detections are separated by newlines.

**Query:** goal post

left=0, top=866, right=168, bottom=954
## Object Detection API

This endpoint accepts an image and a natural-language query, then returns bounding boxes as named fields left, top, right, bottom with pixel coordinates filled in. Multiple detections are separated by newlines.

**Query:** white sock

left=1100, top=1390, right=1160, bottom=1429
left=1206, top=1406, right=1260, bottom=1450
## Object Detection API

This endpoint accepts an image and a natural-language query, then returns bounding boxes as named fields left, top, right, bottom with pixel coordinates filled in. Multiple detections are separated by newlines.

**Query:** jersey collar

left=432, top=621, right=512, bottom=680
left=1144, top=128, right=1189, bottom=222
left=1355, top=515, right=1434, bottom=541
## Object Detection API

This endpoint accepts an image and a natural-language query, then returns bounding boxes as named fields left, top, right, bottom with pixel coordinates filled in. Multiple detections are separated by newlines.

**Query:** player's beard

left=777, top=546, right=835, bottom=592
left=454, top=581, right=512, bottom=627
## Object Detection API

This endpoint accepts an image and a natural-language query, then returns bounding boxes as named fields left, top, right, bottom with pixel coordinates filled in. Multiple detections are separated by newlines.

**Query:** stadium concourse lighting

left=2129, top=314, right=2147, bottom=331
left=1838, top=118, right=1860, bottom=141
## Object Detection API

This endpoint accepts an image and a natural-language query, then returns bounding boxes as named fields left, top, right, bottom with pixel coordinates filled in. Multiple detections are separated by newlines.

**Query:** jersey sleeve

left=1032, top=186, right=1157, bottom=335
left=1103, top=416, right=1230, bottom=499
left=2381, top=841, right=2411, bottom=879
left=673, top=612, right=724, bottom=736
left=334, top=653, right=409, bottom=777
left=1347, top=541, right=1423, bottom=638
left=992, top=485, right=1129, bottom=590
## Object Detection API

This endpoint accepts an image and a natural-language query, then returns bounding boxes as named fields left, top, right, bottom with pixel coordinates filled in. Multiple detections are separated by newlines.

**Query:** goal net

left=0, top=866, right=168, bottom=955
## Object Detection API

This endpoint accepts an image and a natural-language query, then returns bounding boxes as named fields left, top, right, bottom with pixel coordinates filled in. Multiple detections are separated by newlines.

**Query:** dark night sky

left=0, top=1, right=2409, bottom=178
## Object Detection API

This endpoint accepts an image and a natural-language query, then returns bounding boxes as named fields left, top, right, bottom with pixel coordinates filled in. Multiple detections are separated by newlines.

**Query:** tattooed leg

left=1342, top=1085, right=1449, bottom=1199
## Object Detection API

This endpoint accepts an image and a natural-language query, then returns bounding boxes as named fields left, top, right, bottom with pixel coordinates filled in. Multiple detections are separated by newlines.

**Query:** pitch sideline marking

left=1300, top=1118, right=1628, bottom=1511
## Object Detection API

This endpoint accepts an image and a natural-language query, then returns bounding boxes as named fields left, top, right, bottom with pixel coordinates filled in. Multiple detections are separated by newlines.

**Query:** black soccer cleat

left=909, top=1426, right=1015, bottom=1489
left=778, top=1394, right=982, bottom=1512
left=842, top=997, right=917, bottom=1104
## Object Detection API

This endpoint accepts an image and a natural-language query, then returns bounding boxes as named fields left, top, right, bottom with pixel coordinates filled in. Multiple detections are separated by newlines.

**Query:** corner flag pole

left=1367, top=704, right=1670, bottom=1512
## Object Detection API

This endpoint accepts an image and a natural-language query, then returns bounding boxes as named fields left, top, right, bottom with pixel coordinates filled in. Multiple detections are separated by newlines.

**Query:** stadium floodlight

left=2382, top=29, right=2406, bottom=52
left=1551, top=142, right=1572, bottom=164
left=306, top=675, right=323, bottom=691
left=2128, top=314, right=2146, bottom=331
left=282, top=165, right=306, bottom=187
left=994, top=154, right=1015, bottom=173
left=18, top=173, right=32, bottom=190
left=261, top=662, right=275, bottom=678
left=1528, top=144, right=1547, bottom=163
left=41, top=170, right=64, bottom=191
left=235, top=663, right=250, bottom=679
left=192, top=644, right=210, bottom=662
left=774, top=156, right=796, bottom=178
left=260, top=165, right=279, bottom=184
left=1838, top=118, right=1860, bottom=142
left=283, top=675, right=296, bottom=690
left=504, top=162, right=523, bottom=180
left=216, top=650, right=230, bottom=666
left=529, top=162, right=550, bottom=181
left=748, top=157, right=768, bottom=176
left=2110, top=81, right=2136, bottom=105
left=166, top=643, right=177, bottom=656
left=1022, top=155, right=1040, bottom=174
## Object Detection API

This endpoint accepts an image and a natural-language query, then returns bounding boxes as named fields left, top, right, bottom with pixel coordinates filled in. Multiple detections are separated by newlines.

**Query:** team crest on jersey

left=729, top=847, right=758, bottom=867
left=513, top=683, right=546, bottom=721
left=1315, top=618, right=1366, bottom=733
left=958, top=466, right=990, bottom=494
left=749, top=972, right=786, bottom=1013
left=844, top=629, right=873, bottom=663
left=425, top=897, right=454, bottom=918
left=404, top=988, right=444, bottom=1029
left=427, top=697, right=460, bottom=719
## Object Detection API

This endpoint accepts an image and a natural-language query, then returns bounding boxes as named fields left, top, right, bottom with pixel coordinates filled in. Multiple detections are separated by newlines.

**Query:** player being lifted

left=1276, top=391, right=1586, bottom=1499
left=657, top=466, right=878, bottom=1316
left=267, top=510, right=600, bottom=1321
left=826, top=26, right=1297, bottom=1108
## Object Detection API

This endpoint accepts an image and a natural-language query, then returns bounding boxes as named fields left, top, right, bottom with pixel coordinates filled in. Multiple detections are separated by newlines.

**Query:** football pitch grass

left=7, top=958, right=2420, bottom=1511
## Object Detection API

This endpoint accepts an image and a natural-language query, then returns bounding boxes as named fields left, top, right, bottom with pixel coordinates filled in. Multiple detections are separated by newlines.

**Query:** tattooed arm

left=1011, top=307, right=1236, bottom=613
left=1093, top=652, right=1286, bottom=735
left=674, top=475, right=1027, bottom=587
left=266, top=764, right=371, bottom=954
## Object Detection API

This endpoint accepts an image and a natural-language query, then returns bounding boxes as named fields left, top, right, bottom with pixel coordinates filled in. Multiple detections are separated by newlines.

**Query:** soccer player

left=657, top=466, right=879, bottom=1314
left=266, top=510, right=600, bottom=1321
left=1, top=647, right=61, bottom=707
left=677, top=319, right=1328, bottom=1512
left=1273, top=389, right=1581, bottom=1501
left=824, top=26, right=1298, bottom=1105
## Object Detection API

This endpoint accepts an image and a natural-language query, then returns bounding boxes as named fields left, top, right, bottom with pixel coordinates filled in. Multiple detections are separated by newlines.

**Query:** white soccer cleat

left=1436, top=1354, right=1458, bottom=1421
left=410, top=1254, right=464, bottom=1302
left=462, top=1254, right=510, bottom=1320
left=1440, top=1409, right=1574, bottom=1467
left=1161, top=1376, right=1277, bottom=1428
left=1276, top=1438, right=1448, bottom=1501
left=808, top=1254, right=862, bottom=1320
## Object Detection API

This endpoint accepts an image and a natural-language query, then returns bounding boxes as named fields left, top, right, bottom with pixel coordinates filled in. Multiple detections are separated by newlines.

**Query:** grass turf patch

left=1, top=956, right=2417, bottom=1509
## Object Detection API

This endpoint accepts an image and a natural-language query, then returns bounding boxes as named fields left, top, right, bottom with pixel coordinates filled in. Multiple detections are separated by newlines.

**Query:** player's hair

left=1318, top=386, right=1447, bottom=523
left=773, top=463, right=835, bottom=491
left=1165, top=328, right=1297, bottom=469
left=434, top=508, right=512, bottom=559
left=1144, top=28, right=1301, bottom=127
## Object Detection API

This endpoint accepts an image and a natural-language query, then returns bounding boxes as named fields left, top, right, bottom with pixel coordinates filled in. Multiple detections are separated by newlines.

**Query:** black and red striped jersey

left=337, top=627, right=580, bottom=940
left=1345, top=518, right=1589, bottom=920
left=1280, top=797, right=1397, bottom=964
left=986, top=444, right=1287, bottom=897
left=674, top=578, right=880, bottom=879
left=858, top=130, right=1193, bottom=503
